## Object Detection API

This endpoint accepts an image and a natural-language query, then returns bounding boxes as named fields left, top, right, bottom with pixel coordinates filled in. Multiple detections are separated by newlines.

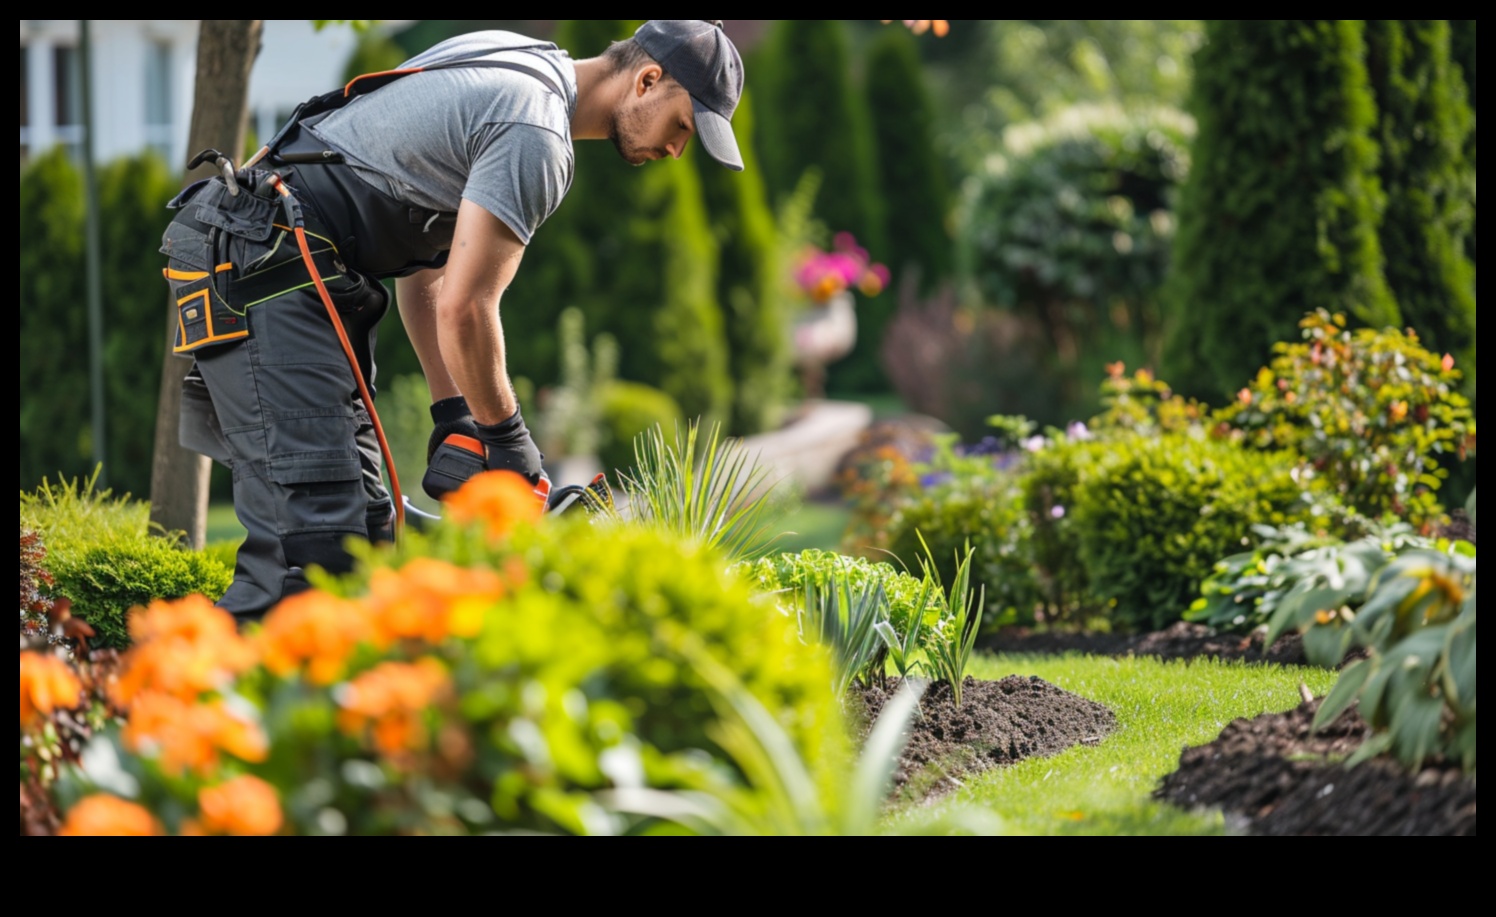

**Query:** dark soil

left=852, top=675, right=1117, bottom=802
left=1155, top=699, right=1476, bottom=836
left=887, top=622, right=1475, bottom=835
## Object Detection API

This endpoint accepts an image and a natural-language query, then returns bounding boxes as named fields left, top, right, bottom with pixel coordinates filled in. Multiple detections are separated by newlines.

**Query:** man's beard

left=608, top=96, right=668, bottom=166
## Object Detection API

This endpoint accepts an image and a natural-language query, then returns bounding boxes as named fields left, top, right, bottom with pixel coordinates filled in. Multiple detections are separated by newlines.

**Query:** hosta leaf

left=1441, top=612, right=1476, bottom=713
left=1346, top=731, right=1394, bottom=768
left=1303, top=619, right=1355, bottom=668
left=1466, top=488, right=1477, bottom=526
left=1390, top=690, right=1445, bottom=769
left=1315, top=660, right=1371, bottom=730
left=1352, top=574, right=1418, bottom=635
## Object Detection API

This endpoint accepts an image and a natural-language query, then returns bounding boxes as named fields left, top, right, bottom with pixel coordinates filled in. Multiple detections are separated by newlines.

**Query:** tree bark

left=149, top=20, right=263, bottom=547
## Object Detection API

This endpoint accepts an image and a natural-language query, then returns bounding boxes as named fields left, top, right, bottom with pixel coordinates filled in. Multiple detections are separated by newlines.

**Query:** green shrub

left=21, top=470, right=232, bottom=648
left=43, top=540, right=231, bottom=650
left=960, top=103, right=1194, bottom=421
left=19, top=470, right=152, bottom=556
left=1214, top=310, right=1476, bottom=528
left=597, top=381, right=682, bottom=479
left=1069, top=431, right=1318, bottom=632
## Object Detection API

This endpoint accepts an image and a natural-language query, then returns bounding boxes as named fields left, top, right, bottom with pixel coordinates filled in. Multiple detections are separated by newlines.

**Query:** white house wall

left=20, top=20, right=411, bottom=172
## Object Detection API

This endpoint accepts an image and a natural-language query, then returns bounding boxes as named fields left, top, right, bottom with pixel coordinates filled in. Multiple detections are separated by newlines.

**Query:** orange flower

left=337, top=658, right=449, bottom=756
left=257, top=590, right=372, bottom=685
left=364, top=558, right=507, bottom=646
left=1238, top=388, right=1253, bottom=406
left=1442, top=354, right=1456, bottom=372
left=1389, top=401, right=1410, bottom=423
left=19, top=652, right=82, bottom=727
left=198, top=776, right=284, bottom=836
left=123, top=693, right=269, bottom=777
left=59, top=795, right=162, bottom=836
left=113, top=595, right=258, bottom=706
left=444, top=470, right=545, bottom=542
left=1105, top=361, right=1126, bottom=380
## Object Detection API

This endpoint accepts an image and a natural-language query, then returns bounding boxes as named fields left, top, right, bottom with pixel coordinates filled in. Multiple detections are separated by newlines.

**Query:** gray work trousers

left=169, top=131, right=452, bottom=619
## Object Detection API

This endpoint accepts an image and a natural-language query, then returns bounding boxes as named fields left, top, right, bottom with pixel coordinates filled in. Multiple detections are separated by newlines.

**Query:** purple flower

left=1051, top=505, right=1066, bottom=519
left=921, top=472, right=952, bottom=489
left=1066, top=422, right=1093, bottom=441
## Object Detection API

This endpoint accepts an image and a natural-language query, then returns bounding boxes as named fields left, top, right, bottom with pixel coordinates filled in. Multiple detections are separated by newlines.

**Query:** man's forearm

left=436, top=296, right=519, bottom=424
left=395, top=269, right=461, bottom=403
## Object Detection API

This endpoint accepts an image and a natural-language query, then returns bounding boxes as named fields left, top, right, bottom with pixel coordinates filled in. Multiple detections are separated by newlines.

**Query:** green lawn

left=206, top=502, right=246, bottom=547
left=886, top=652, right=1341, bottom=835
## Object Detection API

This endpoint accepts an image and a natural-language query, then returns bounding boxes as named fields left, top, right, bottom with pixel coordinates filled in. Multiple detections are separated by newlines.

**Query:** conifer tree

left=865, top=25, right=952, bottom=294
left=1363, top=20, right=1475, bottom=375
left=1164, top=20, right=1397, bottom=400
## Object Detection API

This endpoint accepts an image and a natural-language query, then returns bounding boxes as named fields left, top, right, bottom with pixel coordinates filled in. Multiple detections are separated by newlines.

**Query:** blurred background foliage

left=18, top=19, right=1477, bottom=514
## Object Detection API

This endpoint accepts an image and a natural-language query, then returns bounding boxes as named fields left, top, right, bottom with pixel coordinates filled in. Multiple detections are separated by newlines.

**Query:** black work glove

left=427, top=396, right=480, bottom=463
left=422, top=404, right=548, bottom=502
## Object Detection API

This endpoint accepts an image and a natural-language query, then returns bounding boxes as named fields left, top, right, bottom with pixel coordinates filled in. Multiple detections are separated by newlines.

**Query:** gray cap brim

left=693, top=97, right=743, bottom=171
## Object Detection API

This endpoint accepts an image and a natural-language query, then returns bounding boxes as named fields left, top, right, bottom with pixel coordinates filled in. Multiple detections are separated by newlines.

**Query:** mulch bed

left=866, top=622, right=1474, bottom=835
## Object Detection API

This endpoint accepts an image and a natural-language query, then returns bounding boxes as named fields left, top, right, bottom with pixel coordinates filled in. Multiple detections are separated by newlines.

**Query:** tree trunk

left=149, top=20, right=263, bottom=547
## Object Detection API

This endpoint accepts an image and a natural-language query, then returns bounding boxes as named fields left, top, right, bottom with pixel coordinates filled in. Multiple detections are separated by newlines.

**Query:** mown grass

left=885, top=652, right=1342, bottom=835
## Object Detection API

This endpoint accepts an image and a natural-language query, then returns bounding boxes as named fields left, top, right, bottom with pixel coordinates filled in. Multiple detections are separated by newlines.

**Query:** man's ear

left=635, top=63, right=665, bottom=97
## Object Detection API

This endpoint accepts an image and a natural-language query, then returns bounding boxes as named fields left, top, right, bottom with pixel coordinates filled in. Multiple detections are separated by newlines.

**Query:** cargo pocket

left=161, top=219, right=249, bottom=354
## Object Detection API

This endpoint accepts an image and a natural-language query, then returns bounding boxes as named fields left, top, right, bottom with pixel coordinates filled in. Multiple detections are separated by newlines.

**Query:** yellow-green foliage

left=345, top=512, right=845, bottom=819
left=20, top=471, right=231, bottom=648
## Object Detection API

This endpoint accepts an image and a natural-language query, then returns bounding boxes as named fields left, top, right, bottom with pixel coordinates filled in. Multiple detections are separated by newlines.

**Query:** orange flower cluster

left=881, top=19, right=950, bottom=37
left=113, top=595, right=258, bottom=706
left=59, top=795, right=163, bottom=836
left=193, top=775, right=284, bottom=836
left=19, top=651, right=82, bottom=727
left=337, top=658, right=451, bottom=756
left=123, top=693, right=268, bottom=777
left=444, top=470, right=545, bottom=542
left=365, top=558, right=508, bottom=646
left=257, top=591, right=370, bottom=685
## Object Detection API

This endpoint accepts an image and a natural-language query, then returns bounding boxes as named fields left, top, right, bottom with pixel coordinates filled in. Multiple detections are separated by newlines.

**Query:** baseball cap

left=633, top=20, right=745, bottom=171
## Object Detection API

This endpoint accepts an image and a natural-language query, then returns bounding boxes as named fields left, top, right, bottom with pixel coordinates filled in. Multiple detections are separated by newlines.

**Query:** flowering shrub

left=793, top=232, right=890, bottom=304
left=1214, top=310, right=1476, bottom=529
left=28, top=471, right=840, bottom=836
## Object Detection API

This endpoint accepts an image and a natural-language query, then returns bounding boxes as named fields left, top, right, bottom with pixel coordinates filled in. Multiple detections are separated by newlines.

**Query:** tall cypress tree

left=511, top=19, right=732, bottom=425
left=1450, top=20, right=1475, bottom=269
left=692, top=89, right=792, bottom=435
left=1364, top=21, right=1475, bottom=374
left=754, top=20, right=886, bottom=261
left=1164, top=20, right=1397, bottom=400
left=865, top=25, right=952, bottom=294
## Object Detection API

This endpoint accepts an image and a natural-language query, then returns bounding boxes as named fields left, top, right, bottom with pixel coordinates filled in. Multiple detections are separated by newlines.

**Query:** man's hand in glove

left=422, top=403, right=548, bottom=502
left=427, top=396, right=479, bottom=462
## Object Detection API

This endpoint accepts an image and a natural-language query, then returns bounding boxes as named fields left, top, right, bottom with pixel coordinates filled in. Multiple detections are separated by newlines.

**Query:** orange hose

left=269, top=177, right=406, bottom=539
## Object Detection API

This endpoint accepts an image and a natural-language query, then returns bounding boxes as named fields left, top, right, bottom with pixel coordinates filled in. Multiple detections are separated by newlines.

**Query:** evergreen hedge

left=1364, top=20, right=1476, bottom=378
left=1163, top=20, right=1397, bottom=400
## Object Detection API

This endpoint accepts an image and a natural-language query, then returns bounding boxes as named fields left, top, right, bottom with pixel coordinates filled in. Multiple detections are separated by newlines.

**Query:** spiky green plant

left=620, top=421, right=779, bottom=560
left=798, top=573, right=890, bottom=698
left=875, top=568, right=937, bottom=680
left=918, top=536, right=984, bottom=707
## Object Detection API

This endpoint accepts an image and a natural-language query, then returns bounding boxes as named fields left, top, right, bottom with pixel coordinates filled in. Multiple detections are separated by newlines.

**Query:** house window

left=144, top=41, right=173, bottom=158
left=52, top=44, right=83, bottom=159
left=52, top=45, right=80, bottom=127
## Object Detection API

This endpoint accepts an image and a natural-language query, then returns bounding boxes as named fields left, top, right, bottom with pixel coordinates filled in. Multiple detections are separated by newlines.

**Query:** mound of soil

left=852, top=675, right=1117, bottom=801
left=1155, top=699, right=1476, bottom=836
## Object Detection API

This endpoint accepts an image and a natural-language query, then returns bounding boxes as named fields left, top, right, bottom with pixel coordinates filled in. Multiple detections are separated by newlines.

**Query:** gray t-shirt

left=307, top=31, right=578, bottom=245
